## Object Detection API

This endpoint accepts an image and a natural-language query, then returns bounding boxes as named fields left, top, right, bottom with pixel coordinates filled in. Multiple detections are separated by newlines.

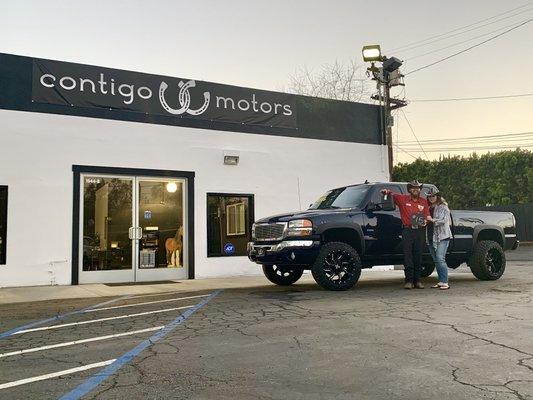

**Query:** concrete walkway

left=0, top=270, right=398, bottom=305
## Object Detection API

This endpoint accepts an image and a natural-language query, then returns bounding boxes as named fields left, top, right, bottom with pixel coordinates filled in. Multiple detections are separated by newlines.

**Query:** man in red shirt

left=382, top=180, right=432, bottom=289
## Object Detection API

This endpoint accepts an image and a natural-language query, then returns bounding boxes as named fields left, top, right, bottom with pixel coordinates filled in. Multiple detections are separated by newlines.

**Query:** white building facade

left=0, top=53, right=388, bottom=287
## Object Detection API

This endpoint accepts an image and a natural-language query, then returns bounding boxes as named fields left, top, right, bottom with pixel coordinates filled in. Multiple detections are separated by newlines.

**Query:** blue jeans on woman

left=428, top=239, right=450, bottom=284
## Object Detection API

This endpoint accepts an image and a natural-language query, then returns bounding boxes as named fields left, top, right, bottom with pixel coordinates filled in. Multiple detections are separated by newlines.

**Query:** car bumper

left=247, top=240, right=321, bottom=266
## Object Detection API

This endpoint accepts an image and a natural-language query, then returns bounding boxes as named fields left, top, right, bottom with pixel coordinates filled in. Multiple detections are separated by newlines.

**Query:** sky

left=1, top=0, right=532, bottom=163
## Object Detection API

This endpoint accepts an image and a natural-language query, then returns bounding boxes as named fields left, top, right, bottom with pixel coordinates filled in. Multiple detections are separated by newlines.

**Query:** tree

left=392, top=149, right=533, bottom=208
left=287, top=60, right=372, bottom=102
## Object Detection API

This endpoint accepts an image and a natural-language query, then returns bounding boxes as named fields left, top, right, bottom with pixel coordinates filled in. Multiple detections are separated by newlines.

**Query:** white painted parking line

left=0, top=359, right=116, bottom=390
left=84, top=294, right=210, bottom=313
left=0, top=326, right=163, bottom=359
left=13, top=306, right=193, bottom=335
left=127, top=291, right=185, bottom=299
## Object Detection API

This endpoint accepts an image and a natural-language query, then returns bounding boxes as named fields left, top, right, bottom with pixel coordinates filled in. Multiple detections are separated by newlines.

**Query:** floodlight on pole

left=362, top=45, right=382, bottom=62
left=361, top=44, right=406, bottom=178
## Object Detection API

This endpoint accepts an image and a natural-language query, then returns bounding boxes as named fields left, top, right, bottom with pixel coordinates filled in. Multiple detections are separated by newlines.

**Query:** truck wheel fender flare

left=472, top=225, right=505, bottom=246
left=317, top=224, right=365, bottom=256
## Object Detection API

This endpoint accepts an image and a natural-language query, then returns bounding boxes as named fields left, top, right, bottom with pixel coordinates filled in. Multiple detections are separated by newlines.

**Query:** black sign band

left=32, top=59, right=297, bottom=129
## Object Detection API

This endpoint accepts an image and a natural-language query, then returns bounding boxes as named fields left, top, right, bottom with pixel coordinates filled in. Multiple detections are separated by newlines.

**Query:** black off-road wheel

left=469, top=240, right=506, bottom=280
left=420, top=263, right=435, bottom=278
left=262, top=265, right=304, bottom=286
left=311, top=242, right=362, bottom=291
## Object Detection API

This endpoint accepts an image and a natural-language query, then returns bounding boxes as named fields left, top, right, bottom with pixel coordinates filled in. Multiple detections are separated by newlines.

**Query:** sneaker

left=414, top=282, right=425, bottom=289
left=404, top=282, right=414, bottom=289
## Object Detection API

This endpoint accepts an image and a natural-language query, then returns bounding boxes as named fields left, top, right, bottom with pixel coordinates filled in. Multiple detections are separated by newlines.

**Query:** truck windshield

left=309, top=185, right=369, bottom=210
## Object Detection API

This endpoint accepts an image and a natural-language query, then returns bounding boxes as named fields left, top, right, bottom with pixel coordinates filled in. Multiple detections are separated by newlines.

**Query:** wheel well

left=477, top=229, right=504, bottom=247
left=322, top=228, right=362, bottom=254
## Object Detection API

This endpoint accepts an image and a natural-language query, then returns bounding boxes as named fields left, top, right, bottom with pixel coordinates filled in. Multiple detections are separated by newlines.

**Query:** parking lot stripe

left=83, top=294, right=210, bottom=313
left=0, top=294, right=134, bottom=340
left=13, top=306, right=193, bottom=335
left=0, top=359, right=116, bottom=390
left=0, top=326, right=163, bottom=359
left=59, top=289, right=222, bottom=400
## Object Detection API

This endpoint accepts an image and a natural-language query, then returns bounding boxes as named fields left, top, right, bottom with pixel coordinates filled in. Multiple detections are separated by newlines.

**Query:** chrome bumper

left=247, top=240, right=315, bottom=254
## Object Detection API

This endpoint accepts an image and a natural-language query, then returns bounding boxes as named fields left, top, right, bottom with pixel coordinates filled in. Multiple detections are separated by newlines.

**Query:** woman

left=426, top=188, right=452, bottom=290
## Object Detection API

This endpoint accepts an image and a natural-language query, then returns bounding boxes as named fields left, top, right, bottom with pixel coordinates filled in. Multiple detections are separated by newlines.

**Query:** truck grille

left=254, top=223, right=285, bottom=241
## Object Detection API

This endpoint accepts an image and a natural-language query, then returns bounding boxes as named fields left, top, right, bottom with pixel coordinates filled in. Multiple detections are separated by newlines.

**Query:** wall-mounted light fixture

left=223, top=150, right=240, bottom=166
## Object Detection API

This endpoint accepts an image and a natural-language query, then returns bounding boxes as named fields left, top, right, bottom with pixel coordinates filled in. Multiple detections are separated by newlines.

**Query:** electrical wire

left=398, top=144, right=533, bottom=152
left=397, top=131, right=533, bottom=145
left=403, top=18, right=532, bottom=61
left=405, top=18, right=533, bottom=75
left=389, top=2, right=533, bottom=52
left=400, top=110, right=430, bottom=160
left=408, top=93, right=533, bottom=102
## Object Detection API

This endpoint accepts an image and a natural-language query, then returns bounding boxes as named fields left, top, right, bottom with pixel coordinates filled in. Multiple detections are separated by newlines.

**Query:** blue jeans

left=428, top=239, right=450, bottom=284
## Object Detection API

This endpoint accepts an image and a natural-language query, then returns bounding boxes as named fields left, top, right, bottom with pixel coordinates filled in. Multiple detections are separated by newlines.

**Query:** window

left=309, top=185, right=370, bottom=210
left=0, top=186, right=7, bottom=265
left=207, top=194, right=254, bottom=257
left=226, top=202, right=246, bottom=236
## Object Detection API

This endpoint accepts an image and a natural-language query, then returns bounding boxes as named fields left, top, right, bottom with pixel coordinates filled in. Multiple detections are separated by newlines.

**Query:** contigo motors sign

left=31, top=59, right=297, bottom=129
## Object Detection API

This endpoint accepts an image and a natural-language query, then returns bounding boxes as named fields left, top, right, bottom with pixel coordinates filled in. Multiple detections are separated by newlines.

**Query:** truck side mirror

left=367, top=202, right=382, bottom=212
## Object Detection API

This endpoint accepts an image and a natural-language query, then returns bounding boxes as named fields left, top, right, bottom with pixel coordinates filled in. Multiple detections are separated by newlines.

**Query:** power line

left=405, top=18, right=533, bottom=76
left=409, top=93, right=533, bottom=102
left=398, top=144, right=533, bottom=152
left=397, top=131, right=533, bottom=144
left=400, top=110, right=430, bottom=160
left=388, top=2, right=533, bottom=52
left=400, top=136, right=533, bottom=146
left=403, top=18, right=532, bottom=61
left=394, top=145, right=419, bottom=160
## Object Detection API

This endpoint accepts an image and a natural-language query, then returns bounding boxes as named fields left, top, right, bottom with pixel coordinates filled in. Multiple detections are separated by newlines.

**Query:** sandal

left=439, top=284, right=450, bottom=290
left=431, top=284, right=441, bottom=289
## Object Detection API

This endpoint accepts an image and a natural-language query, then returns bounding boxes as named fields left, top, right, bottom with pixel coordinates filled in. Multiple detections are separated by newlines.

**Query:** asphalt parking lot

left=0, top=247, right=531, bottom=400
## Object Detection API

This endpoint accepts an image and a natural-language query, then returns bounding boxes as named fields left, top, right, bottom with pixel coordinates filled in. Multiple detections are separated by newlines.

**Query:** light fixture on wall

left=223, top=150, right=240, bottom=166
left=166, top=182, right=178, bottom=193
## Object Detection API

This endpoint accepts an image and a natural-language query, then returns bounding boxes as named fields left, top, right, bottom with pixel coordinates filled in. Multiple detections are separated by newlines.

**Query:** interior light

left=166, top=182, right=178, bottom=193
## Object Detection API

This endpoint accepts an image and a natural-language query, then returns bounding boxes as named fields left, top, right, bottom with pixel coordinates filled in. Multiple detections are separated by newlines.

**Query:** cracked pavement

left=0, top=247, right=531, bottom=399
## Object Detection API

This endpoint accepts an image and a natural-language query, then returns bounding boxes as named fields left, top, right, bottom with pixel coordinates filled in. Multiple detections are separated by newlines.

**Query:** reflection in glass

left=82, top=177, right=133, bottom=271
left=138, top=180, right=184, bottom=269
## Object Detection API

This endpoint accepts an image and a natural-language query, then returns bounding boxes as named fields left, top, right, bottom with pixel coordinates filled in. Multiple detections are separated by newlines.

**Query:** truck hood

left=255, top=208, right=357, bottom=224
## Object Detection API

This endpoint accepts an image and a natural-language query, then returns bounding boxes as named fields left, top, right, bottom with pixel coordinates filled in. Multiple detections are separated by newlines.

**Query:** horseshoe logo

left=159, top=80, right=210, bottom=115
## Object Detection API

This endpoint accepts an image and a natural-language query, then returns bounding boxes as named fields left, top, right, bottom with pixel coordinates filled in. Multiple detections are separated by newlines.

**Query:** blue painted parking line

left=59, top=289, right=222, bottom=400
left=0, top=294, right=134, bottom=340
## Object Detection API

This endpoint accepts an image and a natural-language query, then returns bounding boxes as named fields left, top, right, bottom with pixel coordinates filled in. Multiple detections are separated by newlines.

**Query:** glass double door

left=79, top=174, right=188, bottom=284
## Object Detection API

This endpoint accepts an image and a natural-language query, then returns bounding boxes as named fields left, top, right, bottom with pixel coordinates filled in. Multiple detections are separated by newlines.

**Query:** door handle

left=136, top=227, right=143, bottom=240
left=128, top=227, right=135, bottom=240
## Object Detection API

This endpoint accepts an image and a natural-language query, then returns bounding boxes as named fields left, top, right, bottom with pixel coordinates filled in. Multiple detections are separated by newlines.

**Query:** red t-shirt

left=391, top=193, right=430, bottom=227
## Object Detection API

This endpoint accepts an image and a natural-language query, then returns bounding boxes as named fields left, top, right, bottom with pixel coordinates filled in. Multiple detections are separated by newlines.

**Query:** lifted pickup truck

left=247, top=182, right=519, bottom=291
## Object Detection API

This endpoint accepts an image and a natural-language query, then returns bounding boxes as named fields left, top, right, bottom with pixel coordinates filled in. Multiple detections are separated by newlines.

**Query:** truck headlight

left=286, top=219, right=313, bottom=237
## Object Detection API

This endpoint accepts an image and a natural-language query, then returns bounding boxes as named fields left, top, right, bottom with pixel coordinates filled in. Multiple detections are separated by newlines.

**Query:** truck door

left=363, top=184, right=403, bottom=256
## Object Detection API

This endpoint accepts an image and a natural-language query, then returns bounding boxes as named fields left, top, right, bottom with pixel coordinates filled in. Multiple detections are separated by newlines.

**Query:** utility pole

left=362, top=45, right=407, bottom=178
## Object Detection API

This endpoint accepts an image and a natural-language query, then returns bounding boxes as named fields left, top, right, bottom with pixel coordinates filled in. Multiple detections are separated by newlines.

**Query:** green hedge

left=392, top=149, right=533, bottom=209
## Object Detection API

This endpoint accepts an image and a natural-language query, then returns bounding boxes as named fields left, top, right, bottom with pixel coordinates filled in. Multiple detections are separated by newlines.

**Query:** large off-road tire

left=311, top=242, right=362, bottom=291
left=262, top=265, right=304, bottom=286
left=469, top=240, right=506, bottom=280
left=420, top=263, right=435, bottom=278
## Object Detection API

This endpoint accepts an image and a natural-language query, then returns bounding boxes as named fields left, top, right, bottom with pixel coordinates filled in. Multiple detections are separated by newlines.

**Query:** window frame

left=206, top=193, right=254, bottom=257
left=0, top=186, right=7, bottom=265
left=226, top=201, right=246, bottom=236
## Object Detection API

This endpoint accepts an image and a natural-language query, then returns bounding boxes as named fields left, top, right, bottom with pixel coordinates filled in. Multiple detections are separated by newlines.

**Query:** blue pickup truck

left=247, top=182, right=519, bottom=291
